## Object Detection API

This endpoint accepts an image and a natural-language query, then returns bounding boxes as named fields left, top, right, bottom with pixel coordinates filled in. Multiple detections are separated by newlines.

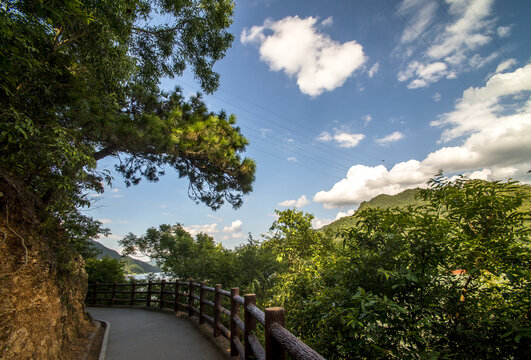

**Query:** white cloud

left=286, top=157, right=297, bottom=162
left=241, top=16, right=366, bottom=96
left=398, top=61, right=450, bottom=88
left=398, top=0, right=438, bottom=43
left=183, top=224, right=219, bottom=236
left=497, top=25, right=512, bottom=38
left=316, top=130, right=365, bottom=148
left=311, top=217, right=334, bottom=229
left=314, top=65, right=531, bottom=208
left=223, top=220, right=243, bottom=233
left=376, top=131, right=405, bottom=145
left=314, top=161, right=431, bottom=209
left=469, top=52, right=499, bottom=70
left=321, top=16, right=333, bottom=27
left=368, top=62, right=380, bottom=78
left=363, top=114, right=373, bottom=126
left=396, top=0, right=499, bottom=88
left=101, top=234, right=123, bottom=240
left=495, top=58, right=517, bottom=74
left=335, top=209, right=356, bottom=220
left=278, top=194, right=310, bottom=208
left=431, top=64, right=531, bottom=142
left=433, top=92, right=442, bottom=102
left=97, top=218, right=112, bottom=224
left=311, top=208, right=356, bottom=229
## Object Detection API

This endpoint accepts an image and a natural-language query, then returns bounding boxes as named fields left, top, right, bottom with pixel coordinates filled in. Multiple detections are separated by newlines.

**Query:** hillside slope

left=89, top=240, right=160, bottom=274
left=320, top=184, right=531, bottom=235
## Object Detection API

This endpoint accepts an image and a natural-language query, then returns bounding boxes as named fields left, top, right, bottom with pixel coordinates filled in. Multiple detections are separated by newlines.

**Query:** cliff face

left=0, top=175, right=90, bottom=359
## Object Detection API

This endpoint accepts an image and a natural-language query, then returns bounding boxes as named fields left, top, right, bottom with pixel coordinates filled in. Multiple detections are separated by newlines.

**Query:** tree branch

left=94, top=146, right=117, bottom=161
left=131, top=25, right=180, bottom=36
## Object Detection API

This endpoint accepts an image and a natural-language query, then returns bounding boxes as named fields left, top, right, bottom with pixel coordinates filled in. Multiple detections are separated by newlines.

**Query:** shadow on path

left=87, top=307, right=228, bottom=360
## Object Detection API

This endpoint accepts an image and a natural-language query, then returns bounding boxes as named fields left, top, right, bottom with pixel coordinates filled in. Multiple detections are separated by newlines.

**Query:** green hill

left=89, top=239, right=160, bottom=274
left=320, top=184, right=531, bottom=235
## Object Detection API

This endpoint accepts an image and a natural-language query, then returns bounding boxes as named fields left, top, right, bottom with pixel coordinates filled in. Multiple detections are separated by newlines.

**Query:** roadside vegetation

left=122, top=175, right=530, bottom=359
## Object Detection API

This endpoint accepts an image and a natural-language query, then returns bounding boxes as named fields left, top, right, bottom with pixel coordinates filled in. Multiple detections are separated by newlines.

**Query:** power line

left=178, top=78, right=374, bottom=165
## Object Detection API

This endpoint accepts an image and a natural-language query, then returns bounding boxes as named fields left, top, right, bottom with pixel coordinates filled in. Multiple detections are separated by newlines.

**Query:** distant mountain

left=319, top=184, right=531, bottom=235
left=319, top=188, right=422, bottom=235
left=89, top=239, right=160, bottom=274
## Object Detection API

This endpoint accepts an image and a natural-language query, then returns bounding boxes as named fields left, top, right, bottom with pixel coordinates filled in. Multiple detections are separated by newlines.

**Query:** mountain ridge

left=89, top=239, right=160, bottom=274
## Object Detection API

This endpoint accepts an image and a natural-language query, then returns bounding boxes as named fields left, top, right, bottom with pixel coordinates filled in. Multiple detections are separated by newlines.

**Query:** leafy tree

left=264, top=209, right=333, bottom=268
left=0, top=0, right=255, bottom=255
left=85, top=257, right=126, bottom=284
left=272, top=177, right=530, bottom=359
left=120, top=225, right=281, bottom=294
left=121, top=224, right=235, bottom=284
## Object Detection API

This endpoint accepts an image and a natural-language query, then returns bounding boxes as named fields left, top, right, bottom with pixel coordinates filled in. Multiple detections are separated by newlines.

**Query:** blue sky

left=91, top=0, right=531, bottom=255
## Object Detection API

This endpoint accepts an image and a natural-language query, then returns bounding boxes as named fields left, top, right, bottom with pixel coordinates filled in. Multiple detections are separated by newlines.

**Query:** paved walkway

left=86, top=307, right=228, bottom=360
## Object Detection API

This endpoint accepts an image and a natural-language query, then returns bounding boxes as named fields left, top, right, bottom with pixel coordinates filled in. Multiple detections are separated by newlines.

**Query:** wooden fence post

left=244, top=294, right=257, bottom=360
left=188, top=280, right=195, bottom=317
left=230, top=287, right=240, bottom=356
left=160, top=279, right=166, bottom=309
left=92, top=283, right=98, bottom=305
left=199, top=282, right=206, bottom=324
left=111, top=282, right=117, bottom=306
left=146, top=280, right=152, bottom=308
left=265, top=307, right=286, bottom=360
left=214, top=284, right=222, bottom=337
left=174, top=279, right=181, bottom=313
left=130, top=281, right=136, bottom=306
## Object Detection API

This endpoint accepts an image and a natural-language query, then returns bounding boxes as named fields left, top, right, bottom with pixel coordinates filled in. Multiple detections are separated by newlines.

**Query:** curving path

left=86, top=307, right=228, bottom=360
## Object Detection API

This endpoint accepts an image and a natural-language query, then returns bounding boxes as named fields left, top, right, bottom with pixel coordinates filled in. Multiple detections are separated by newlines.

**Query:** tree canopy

left=120, top=177, right=530, bottom=359
left=0, top=0, right=255, bottom=248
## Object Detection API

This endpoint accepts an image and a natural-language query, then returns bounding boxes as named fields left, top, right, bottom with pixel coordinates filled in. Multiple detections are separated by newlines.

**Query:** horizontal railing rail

left=86, top=279, right=325, bottom=360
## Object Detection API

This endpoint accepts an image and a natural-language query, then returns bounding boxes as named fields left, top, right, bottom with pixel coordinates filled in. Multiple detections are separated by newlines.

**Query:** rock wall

left=0, top=175, right=90, bottom=359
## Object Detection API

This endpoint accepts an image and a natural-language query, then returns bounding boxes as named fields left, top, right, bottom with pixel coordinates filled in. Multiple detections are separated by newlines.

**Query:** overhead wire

left=177, top=78, right=374, bottom=166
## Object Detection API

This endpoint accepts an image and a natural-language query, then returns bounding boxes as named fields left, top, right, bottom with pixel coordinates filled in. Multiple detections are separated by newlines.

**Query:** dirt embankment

left=0, top=173, right=91, bottom=359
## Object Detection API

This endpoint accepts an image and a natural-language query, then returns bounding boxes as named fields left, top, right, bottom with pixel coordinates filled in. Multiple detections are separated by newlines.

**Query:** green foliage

left=115, top=178, right=529, bottom=358
left=85, top=257, right=126, bottom=284
left=120, top=225, right=280, bottom=295
left=276, top=177, right=530, bottom=359
left=88, top=239, right=160, bottom=274
left=0, top=0, right=254, bottom=264
left=319, top=188, right=423, bottom=235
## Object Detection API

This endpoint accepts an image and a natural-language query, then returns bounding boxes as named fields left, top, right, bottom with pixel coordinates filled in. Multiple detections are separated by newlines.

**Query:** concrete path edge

left=93, top=320, right=110, bottom=360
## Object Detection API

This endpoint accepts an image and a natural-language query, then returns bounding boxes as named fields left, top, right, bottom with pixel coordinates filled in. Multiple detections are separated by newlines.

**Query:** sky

left=91, top=0, right=531, bottom=256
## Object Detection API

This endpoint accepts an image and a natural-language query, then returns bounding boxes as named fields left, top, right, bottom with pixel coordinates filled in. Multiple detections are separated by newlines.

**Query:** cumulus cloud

left=398, top=61, right=450, bottom=88
left=278, top=195, right=310, bottom=208
left=396, top=0, right=499, bottom=88
left=376, top=131, right=405, bottom=145
left=315, top=65, right=531, bottom=208
left=316, top=130, right=365, bottom=148
left=241, top=16, right=366, bottom=96
left=497, top=25, right=512, bottom=38
left=311, top=208, right=356, bottom=229
left=321, top=16, right=333, bottom=27
left=495, top=58, right=517, bottom=74
left=183, top=224, right=219, bottom=236
left=223, top=220, right=243, bottom=233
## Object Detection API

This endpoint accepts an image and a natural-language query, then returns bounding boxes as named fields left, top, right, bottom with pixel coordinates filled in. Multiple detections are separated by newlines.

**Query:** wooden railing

left=86, top=280, right=325, bottom=360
